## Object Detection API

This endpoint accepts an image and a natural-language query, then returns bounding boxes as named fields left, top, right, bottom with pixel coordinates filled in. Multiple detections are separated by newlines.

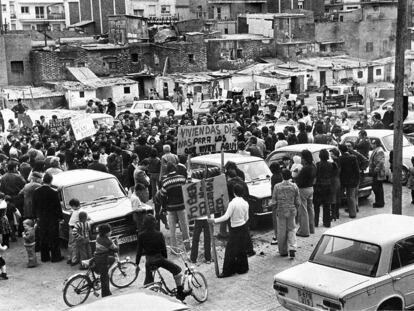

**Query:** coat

left=339, top=153, right=360, bottom=187
left=33, top=185, right=62, bottom=224
left=369, top=147, right=386, bottom=181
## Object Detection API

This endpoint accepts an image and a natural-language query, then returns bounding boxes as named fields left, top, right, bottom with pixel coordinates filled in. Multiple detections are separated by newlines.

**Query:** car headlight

left=262, top=198, right=271, bottom=209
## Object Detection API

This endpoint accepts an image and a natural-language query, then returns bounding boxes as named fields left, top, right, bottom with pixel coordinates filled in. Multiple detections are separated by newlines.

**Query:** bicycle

left=143, top=246, right=208, bottom=303
left=62, top=255, right=138, bottom=307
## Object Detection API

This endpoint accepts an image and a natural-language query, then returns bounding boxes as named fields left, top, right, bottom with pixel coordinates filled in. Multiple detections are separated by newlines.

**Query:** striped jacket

left=160, top=172, right=186, bottom=212
left=72, top=221, right=91, bottom=241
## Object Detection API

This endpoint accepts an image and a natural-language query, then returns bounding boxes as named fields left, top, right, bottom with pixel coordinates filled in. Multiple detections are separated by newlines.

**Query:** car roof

left=191, top=153, right=263, bottom=166
left=51, top=169, right=115, bottom=187
left=71, top=290, right=189, bottom=311
left=134, top=100, right=171, bottom=104
left=270, top=143, right=337, bottom=153
left=324, top=214, right=414, bottom=245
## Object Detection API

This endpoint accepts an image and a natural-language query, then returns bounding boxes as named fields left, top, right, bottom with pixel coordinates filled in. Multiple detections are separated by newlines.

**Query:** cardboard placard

left=70, top=115, right=97, bottom=140
left=182, top=174, right=229, bottom=220
left=49, top=118, right=71, bottom=132
left=177, top=124, right=238, bottom=155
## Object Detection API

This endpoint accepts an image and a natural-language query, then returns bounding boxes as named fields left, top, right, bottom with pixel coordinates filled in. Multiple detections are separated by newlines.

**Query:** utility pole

left=0, top=0, right=3, bottom=34
left=392, top=0, right=408, bottom=215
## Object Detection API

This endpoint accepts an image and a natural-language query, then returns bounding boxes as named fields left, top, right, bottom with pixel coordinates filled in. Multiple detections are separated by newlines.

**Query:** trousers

left=168, top=210, right=190, bottom=250
left=190, top=219, right=211, bottom=262
left=297, top=187, right=314, bottom=236
left=277, top=209, right=297, bottom=256
left=25, top=243, right=37, bottom=267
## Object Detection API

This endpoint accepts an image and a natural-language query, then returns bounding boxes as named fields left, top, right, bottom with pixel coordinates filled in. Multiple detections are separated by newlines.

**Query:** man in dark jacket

left=33, top=173, right=64, bottom=262
left=338, top=144, right=360, bottom=218
left=355, top=130, right=371, bottom=159
left=87, top=153, right=108, bottom=172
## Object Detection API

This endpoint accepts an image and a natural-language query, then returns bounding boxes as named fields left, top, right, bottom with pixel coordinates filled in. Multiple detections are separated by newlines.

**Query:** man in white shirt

left=209, top=184, right=249, bottom=278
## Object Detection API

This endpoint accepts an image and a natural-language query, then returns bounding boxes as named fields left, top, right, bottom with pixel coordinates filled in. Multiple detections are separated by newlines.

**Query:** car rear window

left=310, top=235, right=381, bottom=277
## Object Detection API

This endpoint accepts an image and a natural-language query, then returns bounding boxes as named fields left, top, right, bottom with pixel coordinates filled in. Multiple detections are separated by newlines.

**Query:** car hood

left=247, top=180, right=272, bottom=199
left=274, top=262, right=371, bottom=298
left=80, top=197, right=152, bottom=224
left=402, top=145, right=414, bottom=162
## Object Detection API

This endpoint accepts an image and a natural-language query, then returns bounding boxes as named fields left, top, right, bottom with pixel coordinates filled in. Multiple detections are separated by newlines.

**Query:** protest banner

left=177, top=124, right=238, bottom=155
left=70, top=115, right=97, bottom=140
left=49, top=118, right=71, bottom=132
left=182, top=174, right=229, bottom=221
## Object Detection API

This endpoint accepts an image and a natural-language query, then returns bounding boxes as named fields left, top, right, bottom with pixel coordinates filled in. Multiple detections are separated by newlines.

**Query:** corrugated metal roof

left=67, top=67, right=100, bottom=84
left=0, top=87, right=64, bottom=100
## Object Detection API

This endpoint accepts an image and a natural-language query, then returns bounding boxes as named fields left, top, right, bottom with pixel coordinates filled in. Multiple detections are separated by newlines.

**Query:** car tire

left=377, top=298, right=403, bottom=311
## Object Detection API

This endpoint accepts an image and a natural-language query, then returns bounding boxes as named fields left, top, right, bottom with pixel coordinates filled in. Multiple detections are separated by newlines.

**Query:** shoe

left=217, top=273, right=232, bottom=278
left=280, top=253, right=288, bottom=257
left=27, top=264, right=37, bottom=268
left=373, top=203, right=384, bottom=208
left=349, top=215, right=356, bottom=219
left=190, top=259, right=197, bottom=264
left=247, top=251, right=256, bottom=257
left=66, top=259, right=72, bottom=265
left=411, top=201, right=414, bottom=205
left=205, top=260, right=211, bottom=264
left=296, top=233, right=310, bottom=237
left=289, top=250, right=296, bottom=258
left=70, top=261, right=79, bottom=266
left=271, top=238, right=278, bottom=245
left=323, top=224, right=331, bottom=228
left=0, top=273, right=8, bottom=280
left=217, top=233, right=229, bottom=240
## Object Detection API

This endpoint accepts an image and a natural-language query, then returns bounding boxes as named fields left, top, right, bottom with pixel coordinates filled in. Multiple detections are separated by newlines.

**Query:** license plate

left=118, top=234, right=137, bottom=244
left=298, top=289, right=313, bottom=307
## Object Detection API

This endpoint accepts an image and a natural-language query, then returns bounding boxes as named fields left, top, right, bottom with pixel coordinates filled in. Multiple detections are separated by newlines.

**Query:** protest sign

left=177, top=124, right=237, bottom=155
left=70, top=115, right=97, bottom=140
left=49, top=118, right=71, bottom=132
left=182, top=174, right=229, bottom=221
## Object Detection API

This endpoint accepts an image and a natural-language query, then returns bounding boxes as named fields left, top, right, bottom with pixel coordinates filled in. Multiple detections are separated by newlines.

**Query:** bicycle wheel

left=144, top=283, right=169, bottom=295
left=109, top=261, right=138, bottom=288
left=188, top=271, right=208, bottom=303
left=63, top=274, right=91, bottom=307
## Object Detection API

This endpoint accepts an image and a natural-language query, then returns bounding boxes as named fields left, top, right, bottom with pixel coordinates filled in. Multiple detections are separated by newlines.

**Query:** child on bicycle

left=135, top=214, right=190, bottom=301
left=94, top=223, right=118, bottom=297
left=73, top=211, right=92, bottom=269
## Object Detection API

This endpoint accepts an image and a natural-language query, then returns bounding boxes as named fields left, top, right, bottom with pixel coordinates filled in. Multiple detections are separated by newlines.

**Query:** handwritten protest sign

left=177, top=124, right=238, bottom=155
left=49, top=118, right=71, bottom=132
left=70, top=115, right=97, bottom=140
left=182, top=174, right=229, bottom=220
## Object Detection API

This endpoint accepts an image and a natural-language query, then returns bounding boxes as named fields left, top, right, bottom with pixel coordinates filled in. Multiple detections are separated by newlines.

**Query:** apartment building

left=1, top=0, right=74, bottom=31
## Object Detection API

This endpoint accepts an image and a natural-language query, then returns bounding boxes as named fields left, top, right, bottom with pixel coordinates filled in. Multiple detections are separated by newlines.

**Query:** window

left=10, top=24, right=16, bottom=30
left=2, top=5, right=6, bottom=12
left=391, top=237, right=414, bottom=271
left=224, top=28, right=228, bottom=34
left=52, top=24, right=61, bottom=31
left=161, top=5, right=170, bottom=14
left=298, top=0, right=304, bottom=9
left=35, top=6, right=45, bottom=19
left=108, top=62, right=117, bottom=70
left=133, top=9, right=143, bottom=16
left=236, top=49, right=243, bottom=59
left=188, top=54, right=194, bottom=63
left=217, top=7, right=221, bottom=20
left=79, top=91, right=85, bottom=98
left=10, top=61, right=24, bottom=74
left=22, top=24, right=31, bottom=30
left=148, top=5, right=156, bottom=16
left=339, top=15, right=344, bottom=22
left=376, top=69, right=382, bottom=76
left=21, top=6, right=29, bottom=14
left=131, top=53, right=139, bottom=62
left=124, top=87, right=131, bottom=94
left=357, top=71, right=363, bottom=78
left=366, top=42, right=373, bottom=52
left=77, top=62, right=85, bottom=67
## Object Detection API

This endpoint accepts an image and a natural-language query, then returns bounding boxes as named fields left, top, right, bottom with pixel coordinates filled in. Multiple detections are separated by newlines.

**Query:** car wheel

left=402, top=167, right=409, bottom=186
left=377, top=298, right=403, bottom=311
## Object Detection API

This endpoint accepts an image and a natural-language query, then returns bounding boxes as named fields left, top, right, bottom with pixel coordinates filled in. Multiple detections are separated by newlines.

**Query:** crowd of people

left=0, top=92, right=399, bottom=300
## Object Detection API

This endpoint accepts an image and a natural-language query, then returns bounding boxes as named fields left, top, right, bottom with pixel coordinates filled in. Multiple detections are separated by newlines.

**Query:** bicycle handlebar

left=167, top=245, right=185, bottom=256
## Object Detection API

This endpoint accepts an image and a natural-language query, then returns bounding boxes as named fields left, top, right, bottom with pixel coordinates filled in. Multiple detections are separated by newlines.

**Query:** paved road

left=2, top=184, right=412, bottom=311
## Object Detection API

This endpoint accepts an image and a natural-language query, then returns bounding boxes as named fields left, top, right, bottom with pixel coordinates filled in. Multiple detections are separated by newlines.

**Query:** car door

left=389, top=236, right=414, bottom=308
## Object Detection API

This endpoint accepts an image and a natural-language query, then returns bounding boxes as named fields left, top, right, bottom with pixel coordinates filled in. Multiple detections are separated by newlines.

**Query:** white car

left=190, top=153, right=272, bottom=229
left=71, top=290, right=190, bottom=311
left=341, top=129, right=414, bottom=183
left=274, top=214, right=414, bottom=311
left=116, top=100, right=185, bottom=120
left=193, top=99, right=226, bottom=118
left=370, top=98, right=414, bottom=120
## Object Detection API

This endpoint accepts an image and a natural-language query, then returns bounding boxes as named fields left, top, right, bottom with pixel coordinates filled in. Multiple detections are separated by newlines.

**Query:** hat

left=31, top=171, right=43, bottom=181
left=0, top=201, right=6, bottom=210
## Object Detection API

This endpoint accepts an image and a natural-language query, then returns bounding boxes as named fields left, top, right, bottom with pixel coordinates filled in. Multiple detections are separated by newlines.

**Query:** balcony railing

left=47, top=13, right=65, bottom=19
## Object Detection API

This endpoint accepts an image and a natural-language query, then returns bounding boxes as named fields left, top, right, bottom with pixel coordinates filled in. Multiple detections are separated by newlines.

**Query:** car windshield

left=382, top=134, right=411, bottom=150
left=237, top=160, right=271, bottom=182
left=63, top=178, right=125, bottom=208
left=199, top=102, right=213, bottom=109
left=310, top=235, right=381, bottom=277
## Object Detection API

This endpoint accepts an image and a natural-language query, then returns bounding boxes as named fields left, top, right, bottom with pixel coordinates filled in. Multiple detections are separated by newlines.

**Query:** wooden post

left=220, top=149, right=225, bottom=173
left=392, top=0, right=407, bottom=215
left=203, top=165, right=220, bottom=277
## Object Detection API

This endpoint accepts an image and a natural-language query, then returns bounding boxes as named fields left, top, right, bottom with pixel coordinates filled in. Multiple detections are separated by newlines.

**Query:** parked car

left=52, top=169, right=153, bottom=245
left=341, top=129, right=414, bottom=184
left=193, top=99, right=225, bottom=118
left=274, top=214, right=414, bottom=311
left=324, top=85, right=363, bottom=108
left=372, top=88, right=395, bottom=108
left=265, top=144, right=372, bottom=199
left=71, top=290, right=190, bottom=311
left=370, top=97, right=414, bottom=120
left=116, top=100, right=185, bottom=120
left=190, top=153, right=272, bottom=229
